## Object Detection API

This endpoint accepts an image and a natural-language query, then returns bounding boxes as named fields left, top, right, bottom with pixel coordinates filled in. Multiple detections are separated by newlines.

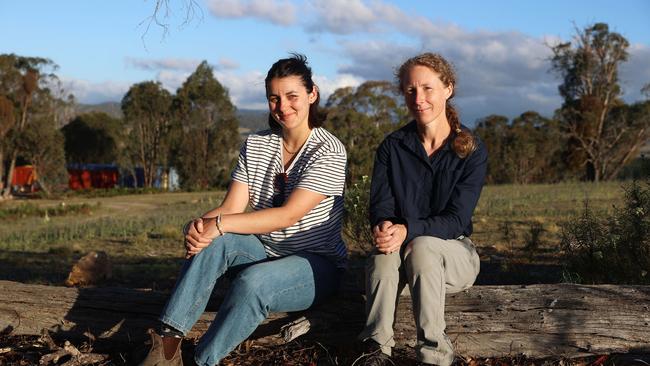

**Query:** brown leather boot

left=139, top=328, right=183, bottom=366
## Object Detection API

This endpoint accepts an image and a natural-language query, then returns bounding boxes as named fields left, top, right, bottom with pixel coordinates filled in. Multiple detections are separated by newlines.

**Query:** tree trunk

left=0, top=281, right=648, bottom=358
left=0, top=148, right=4, bottom=195
left=2, top=152, right=17, bottom=198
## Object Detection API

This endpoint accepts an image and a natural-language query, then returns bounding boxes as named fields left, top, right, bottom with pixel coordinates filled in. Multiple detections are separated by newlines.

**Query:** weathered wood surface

left=1, top=280, right=649, bottom=358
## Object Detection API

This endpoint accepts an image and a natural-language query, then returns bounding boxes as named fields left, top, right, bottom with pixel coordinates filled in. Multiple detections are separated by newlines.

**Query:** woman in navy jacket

left=358, top=53, right=487, bottom=366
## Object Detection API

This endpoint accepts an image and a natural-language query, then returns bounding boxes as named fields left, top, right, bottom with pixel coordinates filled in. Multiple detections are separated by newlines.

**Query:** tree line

left=1, top=23, right=649, bottom=198
left=0, top=59, right=239, bottom=196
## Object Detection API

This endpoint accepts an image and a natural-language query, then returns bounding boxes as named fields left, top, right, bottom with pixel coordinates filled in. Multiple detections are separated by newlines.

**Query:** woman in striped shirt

left=139, top=54, right=347, bottom=366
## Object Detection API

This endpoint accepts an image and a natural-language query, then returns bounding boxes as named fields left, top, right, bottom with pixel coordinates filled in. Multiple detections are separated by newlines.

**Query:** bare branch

left=140, top=0, right=204, bottom=47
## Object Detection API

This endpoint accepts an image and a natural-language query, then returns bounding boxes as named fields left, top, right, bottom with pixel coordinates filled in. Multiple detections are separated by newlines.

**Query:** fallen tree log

left=0, top=280, right=648, bottom=358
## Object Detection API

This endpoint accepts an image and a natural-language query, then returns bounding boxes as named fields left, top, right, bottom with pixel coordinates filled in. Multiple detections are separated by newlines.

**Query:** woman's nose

left=413, top=90, right=424, bottom=103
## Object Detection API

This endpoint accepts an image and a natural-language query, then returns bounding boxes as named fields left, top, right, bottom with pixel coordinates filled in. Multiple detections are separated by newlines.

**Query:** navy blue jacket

left=369, top=121, right=488, bottom=244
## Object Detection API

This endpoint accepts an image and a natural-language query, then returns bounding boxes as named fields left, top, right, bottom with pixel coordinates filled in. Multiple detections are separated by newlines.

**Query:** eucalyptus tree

left=474, top=112, right=566, bottom=184
left=0, top=54, right=69, bottom=196
left=172, top=61, right=238, bottom=189
left=551, top=22, right=649, bottom=181
left=121, top=81, right=173, bottom=188
left=326, top=81, right=408, bottom=183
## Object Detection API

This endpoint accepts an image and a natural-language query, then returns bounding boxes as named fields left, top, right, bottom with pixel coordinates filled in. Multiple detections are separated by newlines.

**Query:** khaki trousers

left=359, top=236, right=480, bottom=365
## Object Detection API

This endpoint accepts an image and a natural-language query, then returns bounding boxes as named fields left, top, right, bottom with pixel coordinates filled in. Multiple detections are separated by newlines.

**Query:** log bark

left=0, top=280, right=648, bottom=358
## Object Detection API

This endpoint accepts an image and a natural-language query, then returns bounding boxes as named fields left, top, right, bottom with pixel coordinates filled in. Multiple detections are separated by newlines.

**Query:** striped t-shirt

left=231, top=127, right=348, bottom=267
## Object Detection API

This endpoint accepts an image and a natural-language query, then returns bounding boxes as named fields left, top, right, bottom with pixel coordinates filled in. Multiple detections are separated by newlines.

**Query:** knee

left=404, top=236, right=445, bottom=272
left=229, top=267, right=270, bottom=311
left=193, top=234, right=232, bottom=261
left=366, top=251, right=401, bottom=280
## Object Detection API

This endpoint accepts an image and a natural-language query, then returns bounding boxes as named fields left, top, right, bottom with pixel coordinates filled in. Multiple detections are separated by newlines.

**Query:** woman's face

left=267, top=75, right=317, bottom=131
left=402, top=65, right=453, bottom=126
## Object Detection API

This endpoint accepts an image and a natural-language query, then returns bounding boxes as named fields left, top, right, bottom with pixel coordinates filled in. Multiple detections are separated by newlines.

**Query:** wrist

left=216, top=213, right=225, bottom=236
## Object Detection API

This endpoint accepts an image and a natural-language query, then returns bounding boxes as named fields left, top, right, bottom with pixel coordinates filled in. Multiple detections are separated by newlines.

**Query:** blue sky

left=2, top=0, right=649, bottom=125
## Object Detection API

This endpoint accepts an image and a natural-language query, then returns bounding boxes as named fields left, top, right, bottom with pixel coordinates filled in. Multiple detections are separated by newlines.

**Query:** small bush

left=618, top=155, right=650, bottom=180
left=524, top=220, right=545, bottom=258
left=561, top=180, right=650, bottom=284
left=343, top=176, right=373, bottom=253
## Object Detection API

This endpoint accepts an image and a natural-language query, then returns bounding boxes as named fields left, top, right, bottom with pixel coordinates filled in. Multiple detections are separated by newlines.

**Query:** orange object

left=11, top=165, right=36, bottom=187
left=67, top=164, right=119, bottom=190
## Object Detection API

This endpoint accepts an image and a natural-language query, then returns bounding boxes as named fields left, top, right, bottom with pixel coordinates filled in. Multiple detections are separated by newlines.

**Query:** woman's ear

left=445, top=83, right=454, bottom=100
left=309, top=85, right=319, bottom=104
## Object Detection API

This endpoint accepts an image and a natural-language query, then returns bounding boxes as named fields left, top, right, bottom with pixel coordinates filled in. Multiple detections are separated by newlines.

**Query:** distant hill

left=75, top=102, right=122, bottom=119
left=237, top=109, right=267, bottom=133
left=74, top=103, right=266, bottom=126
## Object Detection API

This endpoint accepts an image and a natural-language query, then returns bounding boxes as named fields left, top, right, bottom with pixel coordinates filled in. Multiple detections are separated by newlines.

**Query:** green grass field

left=0, top=182, right=624, bottom=289
left=473, top=181, right=622, bottom=252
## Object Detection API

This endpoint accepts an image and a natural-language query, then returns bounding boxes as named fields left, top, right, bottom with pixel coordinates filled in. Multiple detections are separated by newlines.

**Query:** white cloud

left=215, top=70, right=267, bottom=109
left=125, top=57, right=201, bottom=72
left=304, top=0, right=458, bottom=39
left=207, top=0, right=296, bottom=26
left=217, top=57, right=240, bottom=70
left=620, top=44, right=650, bottom=102
left=337, top=40, right=418, bottom=80
left=156, top=70, right=192, bottom=93
left=61, top=77, right=131, bottom=104
left=313, top=73, right=365, bottom=102
left=126, top=57, right=241, bottom=74
left=305, top=0, right=378, bottom=34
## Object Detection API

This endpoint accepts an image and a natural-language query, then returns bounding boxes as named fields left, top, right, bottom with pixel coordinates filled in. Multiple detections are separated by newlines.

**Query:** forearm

left=208, top=207, right=296, bottom=235
left=200, top=204, right=239, bottom=219
left=404, top=214, right=464, bottom=242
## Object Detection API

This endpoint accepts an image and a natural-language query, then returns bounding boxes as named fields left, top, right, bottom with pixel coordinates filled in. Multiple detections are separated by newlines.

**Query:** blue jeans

left=160, top=233, right=341, bottom=366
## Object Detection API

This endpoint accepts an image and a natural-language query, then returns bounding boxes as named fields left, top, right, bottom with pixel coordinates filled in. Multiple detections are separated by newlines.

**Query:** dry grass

left=0, top=181, right=625, bottom=288
left=0, top=191, right=224, bottom=289
left=471, top=181, right=623, bottom=281
left=0, top=182, right=637, bottom=365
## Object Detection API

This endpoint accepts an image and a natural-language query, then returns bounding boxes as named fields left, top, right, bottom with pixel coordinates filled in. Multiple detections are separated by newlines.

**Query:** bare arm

left=183, top=180, right=249, bottom=257
left=185, top=185, right=325, bottom=256
left=221, top=188, right=325, bottom=234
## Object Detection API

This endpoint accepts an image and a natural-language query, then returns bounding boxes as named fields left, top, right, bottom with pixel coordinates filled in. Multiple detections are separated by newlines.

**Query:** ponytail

left=446, top=102, right=476, bottom=158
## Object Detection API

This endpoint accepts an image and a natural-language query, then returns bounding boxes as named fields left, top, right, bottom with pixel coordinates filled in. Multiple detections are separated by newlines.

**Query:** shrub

left=343, top=175, right=373, bottom=253
left=561, top=180, right=650, bottom=284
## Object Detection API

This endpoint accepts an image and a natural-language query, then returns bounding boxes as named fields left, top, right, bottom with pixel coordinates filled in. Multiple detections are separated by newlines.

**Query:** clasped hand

left=373, top=220, right=407, bottom=254
left=184, top=217, right=222, bottom=258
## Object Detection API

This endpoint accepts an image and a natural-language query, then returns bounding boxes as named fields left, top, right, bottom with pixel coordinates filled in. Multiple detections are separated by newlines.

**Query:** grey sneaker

left=416, top=333, right=454, bottom=366
left=139, top=329, right=183, bottom=366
